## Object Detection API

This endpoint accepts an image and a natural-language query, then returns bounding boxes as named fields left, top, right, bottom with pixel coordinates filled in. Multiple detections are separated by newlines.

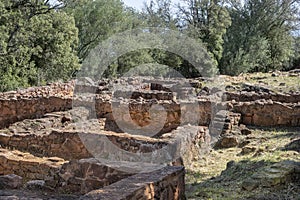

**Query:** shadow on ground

left=186, top=158, right=300, bottom=199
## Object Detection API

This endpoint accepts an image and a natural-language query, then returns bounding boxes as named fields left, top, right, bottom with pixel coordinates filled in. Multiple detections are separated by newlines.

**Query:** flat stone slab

left=82, top=166, right=185, bottom=200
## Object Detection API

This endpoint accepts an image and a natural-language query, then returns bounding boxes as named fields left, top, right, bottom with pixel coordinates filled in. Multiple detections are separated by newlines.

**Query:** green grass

left=185, top=127, right=300, bottom=200
left=199, top=72, right=300, bottom=94
left=245, top=72, right=300, bottom=93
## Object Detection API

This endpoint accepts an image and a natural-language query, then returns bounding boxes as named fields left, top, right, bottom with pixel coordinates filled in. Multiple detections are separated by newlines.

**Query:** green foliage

left=80, top=27, right=216, bottom=79
left=178, top=0, right=231, bottom=67
left=123, top=0, right=218, bottom=78
left=291, top=36, right=300, bottom=68
left=1, top=0, right=299, bottom=90
left=63, top=0, right=126, bottom=61
left=0, top=0, right=79, bottom=92
left=78, top=0, right=213, bottom=79
left=220, top=0, right=298, bottom=75
left=142, top=0, right=178, bottom=29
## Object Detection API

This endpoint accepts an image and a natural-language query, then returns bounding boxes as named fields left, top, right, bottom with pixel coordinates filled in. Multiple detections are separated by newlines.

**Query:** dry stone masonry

left=0, top=76, right=299, bottom=199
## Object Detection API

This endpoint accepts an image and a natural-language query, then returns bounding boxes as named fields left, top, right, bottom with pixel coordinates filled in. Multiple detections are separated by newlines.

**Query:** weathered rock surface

left=82, top=166, right=185, bottom=200
left=215, top=135, right=239, bottom=148
left=240, top=146, right=257, bottom=155
left=0, top=75, right=299, bottom=198
left=57, top=158, right=134, bottom=194
left=0, top=174, right=22, bottom=189
left=242, top=160, right=300, bottom=191
left=24, top=180, right=46, bottom=190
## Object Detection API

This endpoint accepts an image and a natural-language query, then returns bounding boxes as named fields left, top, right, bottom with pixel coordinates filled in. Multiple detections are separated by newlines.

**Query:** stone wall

left=0, top=124, right=209, bottom=167
left=161, top=125, right=210, bottom=165
left=0, top=97, right=72, bottom=129
left=0, top=80, right=212, bottom=133
left=0, top=82, right=74, bottom=128
left=210, top=111, right=241, bottom=137
left=2, top=79, right=298, bottom=132
left=0, top=131, right=91, bottom=160
left=1, top=77, right=299, bottom=199
left=56, top=158, right=134, bottom=194
left=0, top=122, right=207, bottom=197
left=82, top=166, right=185, bottom=200
left=0, top=130, right=168, bottom=160
left=233, top=100, right=300, bottom=126
left=226, top=91, right=300, bottom=103
left=0, top=148, right=66, bottom=180
left=102, top=100, right=212, bottom=136
left=0, top=150, right=134, bottom=195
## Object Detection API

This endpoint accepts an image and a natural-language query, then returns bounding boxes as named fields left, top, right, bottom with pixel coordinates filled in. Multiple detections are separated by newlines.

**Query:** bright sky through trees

left=122, top=0, right=181, bottom=10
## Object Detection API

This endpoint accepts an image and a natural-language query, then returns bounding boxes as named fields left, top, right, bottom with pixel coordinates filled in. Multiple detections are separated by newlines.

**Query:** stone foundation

left=0, top=81, right=74, bottom=128
left=1, top=80, right=299, bottom=131
left=0, top=76, right=299, bottom=199
left=233, top=101, right=300, bottom=126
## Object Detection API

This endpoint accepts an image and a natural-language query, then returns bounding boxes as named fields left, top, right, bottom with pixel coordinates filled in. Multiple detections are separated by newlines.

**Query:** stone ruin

left=0, top=76, right=299, bottom=199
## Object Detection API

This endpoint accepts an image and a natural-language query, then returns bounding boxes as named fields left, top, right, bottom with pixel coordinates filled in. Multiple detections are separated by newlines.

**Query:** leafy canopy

left=0, top=0, right=79, bottom=91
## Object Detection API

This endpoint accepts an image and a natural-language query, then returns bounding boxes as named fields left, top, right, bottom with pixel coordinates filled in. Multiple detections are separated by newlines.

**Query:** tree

left=0, top=0, right=79, bottom=91
left=63, top=0, right=126, bottom=61
left=178, top=0, right=231, bottom=66
left=291, top=35, right=300, bottom=69
left=68, top=0, right=217, bottom=79
left=142, top=0, right=178, bottom=29
left=220, top=0, right=299, bottom=75
left=134, top=0, right=214, bottom=78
